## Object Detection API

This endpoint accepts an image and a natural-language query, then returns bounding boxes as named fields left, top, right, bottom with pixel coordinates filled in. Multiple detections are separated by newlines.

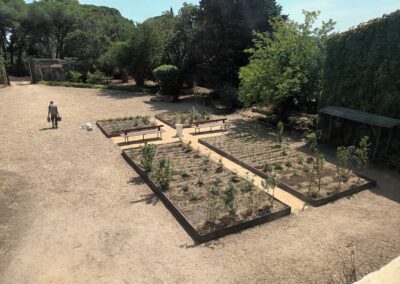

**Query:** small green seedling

left=182, top=183, right=189, bottom=192
left=263, top=163, right=273, bottom=173
left=224, top=183, right=236, bottom=214
left=239, top=175, right=255, bottom=193
left=336, top=146, right=350, bottom=189
left=152, top=158, right=173, bottom=191
left=353, top=136, right=370, bottom=183
left=209, top=185, right=219, bottom=196
left=140, top=142, right=157, bottom=172
left=190, top=192, right=199, bottom=201
left=274, top=162, right=283, bottom=171
left=180, top=170, right=190, bottom=179
left=197, top=174, right=204, bottom=186
left=261, top=174, right=278, bottom=207
left=270, top=121, right=285, bottom=146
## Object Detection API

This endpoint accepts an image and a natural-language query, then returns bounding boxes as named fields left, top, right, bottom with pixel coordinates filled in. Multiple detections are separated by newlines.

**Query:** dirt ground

left=0, top=81, right=399, bottom=283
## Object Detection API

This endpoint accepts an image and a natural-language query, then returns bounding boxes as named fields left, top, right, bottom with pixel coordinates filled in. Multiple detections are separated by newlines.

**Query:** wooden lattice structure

left=320, top=106, right=400, bottom=161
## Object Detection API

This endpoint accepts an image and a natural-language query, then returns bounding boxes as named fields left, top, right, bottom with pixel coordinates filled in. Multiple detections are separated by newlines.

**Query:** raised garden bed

left=199, top=134, right=376, bottom=207
left=122, top=142, right=291, bottom=243
left=155, top=109, right=213, bottom=129
left=97, top=116, right=155, bottom=138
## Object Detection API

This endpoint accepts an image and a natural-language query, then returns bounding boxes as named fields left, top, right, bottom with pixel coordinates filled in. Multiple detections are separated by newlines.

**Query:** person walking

left=48, top=101, right=60, bottom=128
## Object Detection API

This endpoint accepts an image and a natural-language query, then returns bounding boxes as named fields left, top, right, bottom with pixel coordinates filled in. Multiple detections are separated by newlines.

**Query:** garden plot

left=155, top=107, right=213, bottom=129
left=97, top=116, right=155, bottom=137
left=122, top=142, right=290, bottom=242
left=200, top=134, right=376, bottom=206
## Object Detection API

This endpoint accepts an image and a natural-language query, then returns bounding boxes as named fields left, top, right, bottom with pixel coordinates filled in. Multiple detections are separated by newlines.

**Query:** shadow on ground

left=117, top=137, right=162, bottom=147
left=95, top=88, right=152, bottom=100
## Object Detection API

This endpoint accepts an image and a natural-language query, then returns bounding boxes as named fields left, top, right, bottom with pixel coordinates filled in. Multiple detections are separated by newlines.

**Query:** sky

left=25, top=0, right=399, bottom=32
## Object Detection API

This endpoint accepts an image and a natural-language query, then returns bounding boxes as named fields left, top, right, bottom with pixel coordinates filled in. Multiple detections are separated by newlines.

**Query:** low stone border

left=199, top=139, right=377, bottom=207
left=122, top=149, right=291, bottom=243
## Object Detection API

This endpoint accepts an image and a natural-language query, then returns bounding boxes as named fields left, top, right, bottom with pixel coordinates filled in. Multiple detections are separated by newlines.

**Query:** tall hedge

left=322, top=10, right=400, bottom=118
left=153, top=65, right=180, bottom=100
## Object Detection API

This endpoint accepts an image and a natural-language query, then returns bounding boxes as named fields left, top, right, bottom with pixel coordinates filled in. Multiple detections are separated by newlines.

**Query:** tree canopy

left=239, top=11, right=335, bottom=118
left=1, top=0, right=134, bottom=75
left=194, top=0, right=283, bottom=87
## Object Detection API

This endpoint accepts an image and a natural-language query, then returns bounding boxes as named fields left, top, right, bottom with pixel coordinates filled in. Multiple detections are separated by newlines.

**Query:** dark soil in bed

left=125, top=142, right=288, bottom=235
left=155, top=110, right=213, bottom=128
left=201, top=133, right=371, bottom=200
left=97, top=116, right=155, bottom=137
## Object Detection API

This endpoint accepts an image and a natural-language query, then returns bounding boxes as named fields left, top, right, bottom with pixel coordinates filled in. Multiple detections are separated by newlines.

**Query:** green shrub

left=152, top=65, right=180, bottom=100
left=140, top=143, right=157, bottom=172
left=224, top=183, right=236, bottom=214
left=152, top=158, right=174, bottom=191
left=67, top=71, right=82, bottom=83
left=263, top=163, right=273, bottom=173
left=87, top=70, right=104, bottom=84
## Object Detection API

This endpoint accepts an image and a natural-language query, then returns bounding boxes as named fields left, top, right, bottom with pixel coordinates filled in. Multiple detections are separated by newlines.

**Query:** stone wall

left=28, top=59, right=89, bottom=84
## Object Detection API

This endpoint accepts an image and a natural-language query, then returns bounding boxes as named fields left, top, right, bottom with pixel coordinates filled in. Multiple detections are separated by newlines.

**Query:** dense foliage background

left=322, top=10, right=400, bottom=119
left=0, top=0, right=133, bottom=75
left=239, top=11, right=335, bottom=119
left=0, top=0, right=284, bottom=87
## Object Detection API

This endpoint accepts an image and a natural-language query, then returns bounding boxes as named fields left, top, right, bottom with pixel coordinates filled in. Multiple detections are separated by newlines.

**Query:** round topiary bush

left=153, top=65, right=180, bottom=100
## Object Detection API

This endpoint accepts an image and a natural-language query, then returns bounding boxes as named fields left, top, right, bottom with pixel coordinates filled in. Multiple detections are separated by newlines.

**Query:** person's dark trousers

left=51, top=114, right=58, bottom=128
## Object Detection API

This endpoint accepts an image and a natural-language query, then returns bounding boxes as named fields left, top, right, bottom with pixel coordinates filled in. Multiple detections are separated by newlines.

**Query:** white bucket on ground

left=86, top=123, right=93, bottom=131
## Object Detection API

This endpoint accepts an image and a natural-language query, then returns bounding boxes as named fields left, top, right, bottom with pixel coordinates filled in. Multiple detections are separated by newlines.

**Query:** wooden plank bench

left=192, top=119, right=229, bottom=134
left=120, top=125, right=165, bottom=142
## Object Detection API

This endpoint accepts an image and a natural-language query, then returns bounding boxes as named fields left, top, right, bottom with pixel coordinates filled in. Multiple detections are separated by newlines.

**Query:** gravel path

left=0, top=83, right=399, bottom=283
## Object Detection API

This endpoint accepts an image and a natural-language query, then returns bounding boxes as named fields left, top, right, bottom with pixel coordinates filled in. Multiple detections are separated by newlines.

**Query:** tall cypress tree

left=195, top=0, right=283, bottom=87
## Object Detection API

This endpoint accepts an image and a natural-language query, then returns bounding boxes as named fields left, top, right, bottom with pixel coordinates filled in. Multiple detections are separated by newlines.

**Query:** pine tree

left=195, top=0, right=283, bottom=87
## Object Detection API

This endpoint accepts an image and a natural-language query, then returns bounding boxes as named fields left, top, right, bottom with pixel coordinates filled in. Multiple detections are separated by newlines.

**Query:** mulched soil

left=126, top=142, right=287, bottom=235
left=201, top=132, right=368, bottom=200
left=156, top=110, right=213, bottom=128
left=97, top=116, right=155, bottom=136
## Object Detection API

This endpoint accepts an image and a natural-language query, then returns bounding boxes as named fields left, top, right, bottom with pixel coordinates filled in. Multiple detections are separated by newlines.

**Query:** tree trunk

left=9, top=40, right=14, bottom=66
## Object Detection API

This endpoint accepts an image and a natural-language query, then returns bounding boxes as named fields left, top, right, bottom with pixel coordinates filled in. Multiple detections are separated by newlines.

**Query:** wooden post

left=328, top=116, right=333, bottom=141
left=372, top=127, right=381, bottom=162
left=385, top=127, right=395, bottom=154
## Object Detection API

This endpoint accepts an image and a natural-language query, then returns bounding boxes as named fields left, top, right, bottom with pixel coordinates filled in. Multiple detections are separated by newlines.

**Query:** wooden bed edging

left=122, top=149, right=291, bottom=243
left=154, top=114, right=193, bottom=129
left=96, top=121, right=114, bottom=138
left=96, top=121, right=163, bottom=138
left=199, top=139, right=377, bottom=207
left=155, top=114, right=222, bottom=130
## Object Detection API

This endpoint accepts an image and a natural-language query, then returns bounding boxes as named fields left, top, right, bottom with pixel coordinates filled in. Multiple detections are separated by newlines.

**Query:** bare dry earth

left=0, top=82, right=399, bottom=283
